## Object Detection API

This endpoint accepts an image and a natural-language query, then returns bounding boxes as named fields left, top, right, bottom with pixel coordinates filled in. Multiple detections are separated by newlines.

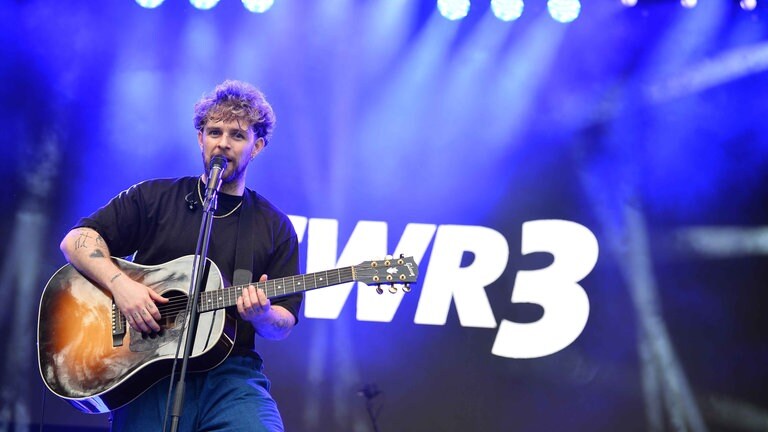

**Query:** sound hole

left=158, top=289, right=188, bottom=331
left=129, top=290, right=187, bottom=353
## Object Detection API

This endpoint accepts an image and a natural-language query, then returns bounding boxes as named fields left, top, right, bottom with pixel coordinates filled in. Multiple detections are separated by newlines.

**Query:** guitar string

left=121, top=279, right=352, bottom=323
left=118, top=282, right=369, bottom=326
left=115, top=260, right=412, bottom=321
left=117, top=268, right=360, bottom=323
left=118, top=279, right=365, bottom=326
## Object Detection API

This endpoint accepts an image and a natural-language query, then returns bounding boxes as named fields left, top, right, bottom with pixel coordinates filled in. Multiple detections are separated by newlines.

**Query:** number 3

left=492, top=220, right=598, bottom=359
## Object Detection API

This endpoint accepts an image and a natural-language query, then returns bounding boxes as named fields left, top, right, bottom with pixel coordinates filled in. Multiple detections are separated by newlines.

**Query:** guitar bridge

left=112, top=302, right=125, bottom=347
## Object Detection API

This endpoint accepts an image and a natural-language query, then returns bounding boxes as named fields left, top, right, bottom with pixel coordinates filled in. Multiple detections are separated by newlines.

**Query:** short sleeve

left=74, top=183, right=148, bottom=258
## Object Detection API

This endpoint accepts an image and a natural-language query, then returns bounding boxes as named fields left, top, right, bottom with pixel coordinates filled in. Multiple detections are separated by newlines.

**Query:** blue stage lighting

left=190, top=0, right=220, bottom=10
left=242, top=0, right=274, bottom=13
left=135, top=0, right=164, bottom=8
left=491, top=0, right=524, bottom=21
left=547, top=0, right=580, bottom=23
left=437, top=0, right=470, bottom=21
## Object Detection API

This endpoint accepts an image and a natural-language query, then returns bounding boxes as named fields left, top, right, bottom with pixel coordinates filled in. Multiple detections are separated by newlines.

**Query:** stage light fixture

left=491, top=0, right=524, bottom=21
left=681, top=0, right=697, bottom=8
left=242, top=0, right=274, bottom=13
left=135, top=0, right=164, bottom=8
left=620, top=0, right=638, bottom=7
left=437, top=0, right=471, bottom=20
left=740, top=0, right=756, bottom=10
left=547, top=0, right=581, bottom=22
left=190, top=0, right=220, bottom=10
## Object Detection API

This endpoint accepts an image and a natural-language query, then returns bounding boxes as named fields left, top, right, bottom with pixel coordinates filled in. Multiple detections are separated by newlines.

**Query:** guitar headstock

left=353, top=254, right=419, bottom=294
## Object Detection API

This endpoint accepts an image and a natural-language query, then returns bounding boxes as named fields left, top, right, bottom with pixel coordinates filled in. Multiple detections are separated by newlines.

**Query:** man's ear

left=197, top=129, right=204, bottom=149
left=251, top=137, right=265, bottom=160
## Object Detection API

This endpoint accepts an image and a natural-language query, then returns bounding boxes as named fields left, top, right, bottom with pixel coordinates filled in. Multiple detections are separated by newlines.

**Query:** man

left=59, top=80, right=302, bottom=431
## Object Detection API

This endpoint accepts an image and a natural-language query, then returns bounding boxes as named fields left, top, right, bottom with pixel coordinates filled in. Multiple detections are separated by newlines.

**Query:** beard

left=220, top=160, right=249, bottom=190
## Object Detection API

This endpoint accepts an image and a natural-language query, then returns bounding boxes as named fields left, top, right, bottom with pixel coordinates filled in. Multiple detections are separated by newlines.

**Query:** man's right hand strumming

left=59, top=227, right=168, bottom=333
left=111, top=276, right=169, bottom=333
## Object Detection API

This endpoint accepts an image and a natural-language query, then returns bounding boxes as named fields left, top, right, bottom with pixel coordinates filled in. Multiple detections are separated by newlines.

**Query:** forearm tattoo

left=110, top=273, right=122, bottom=283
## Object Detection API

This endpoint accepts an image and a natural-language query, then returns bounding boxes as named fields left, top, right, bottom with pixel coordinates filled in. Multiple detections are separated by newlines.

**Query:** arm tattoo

left=74, top=230, right=92, bottom=250
left=74, top=230, right=108, bottom=258
left=110, top=273, right=122, bottom=283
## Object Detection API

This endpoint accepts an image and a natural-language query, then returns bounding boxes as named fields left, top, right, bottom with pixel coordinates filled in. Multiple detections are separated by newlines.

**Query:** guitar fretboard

left=197, top=266, right=356, bottom=313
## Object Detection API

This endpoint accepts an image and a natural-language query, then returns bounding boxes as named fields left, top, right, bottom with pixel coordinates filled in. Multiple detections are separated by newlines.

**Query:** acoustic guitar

left=37, top=254, right=418, bottom=414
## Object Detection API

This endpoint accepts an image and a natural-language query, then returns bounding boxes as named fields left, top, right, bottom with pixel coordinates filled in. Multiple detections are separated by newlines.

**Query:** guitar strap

left=232, top=191, right=254, bottom=287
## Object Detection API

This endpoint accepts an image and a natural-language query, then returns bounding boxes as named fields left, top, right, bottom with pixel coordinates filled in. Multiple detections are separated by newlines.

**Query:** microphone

left=204, top=155, right=227, bottom=203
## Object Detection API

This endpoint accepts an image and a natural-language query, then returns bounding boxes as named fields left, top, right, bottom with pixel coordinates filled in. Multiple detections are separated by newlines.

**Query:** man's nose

left=217, top=136, right=232, bottom=149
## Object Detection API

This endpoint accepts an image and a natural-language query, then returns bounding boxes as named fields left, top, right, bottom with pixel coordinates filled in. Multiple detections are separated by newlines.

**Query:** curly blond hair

left=193, top=80, right=276, bottom=146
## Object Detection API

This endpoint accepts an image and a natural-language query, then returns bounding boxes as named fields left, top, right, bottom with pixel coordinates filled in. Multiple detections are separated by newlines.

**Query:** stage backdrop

left=2, top=1, right=767, bottom=431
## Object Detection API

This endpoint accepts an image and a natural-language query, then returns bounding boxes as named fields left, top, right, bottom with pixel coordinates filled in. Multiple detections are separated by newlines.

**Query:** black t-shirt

left=75, top=176, right=303, bottom=351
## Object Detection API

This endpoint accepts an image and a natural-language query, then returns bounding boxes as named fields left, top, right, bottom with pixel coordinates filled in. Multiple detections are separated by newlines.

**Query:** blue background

left=1, top=0, right=767, bottom=431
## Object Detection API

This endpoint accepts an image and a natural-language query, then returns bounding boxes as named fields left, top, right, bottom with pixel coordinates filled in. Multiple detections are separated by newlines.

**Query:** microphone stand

left=167, top=170, right=222, bottom=432
left=358, top=384, right=382, bottom=432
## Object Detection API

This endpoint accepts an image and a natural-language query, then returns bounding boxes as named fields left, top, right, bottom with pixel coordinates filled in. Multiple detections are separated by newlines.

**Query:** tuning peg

left=402, top=283, right=411, bottom=293
left=388, top=284, right=398, bottom=294
left=376, top=286, right=384, bottom=295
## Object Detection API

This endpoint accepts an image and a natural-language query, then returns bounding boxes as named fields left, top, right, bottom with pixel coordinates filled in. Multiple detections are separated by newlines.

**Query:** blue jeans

left=110, top=354, right=284, bottom=432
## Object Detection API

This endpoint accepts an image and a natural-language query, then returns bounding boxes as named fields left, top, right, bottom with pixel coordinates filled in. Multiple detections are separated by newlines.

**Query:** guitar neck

left=197, top=266, right=356, bottom=313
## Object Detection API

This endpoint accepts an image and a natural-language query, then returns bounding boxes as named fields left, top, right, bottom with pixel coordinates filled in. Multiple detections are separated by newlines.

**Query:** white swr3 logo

left=288, top=217, right=598, bottom=359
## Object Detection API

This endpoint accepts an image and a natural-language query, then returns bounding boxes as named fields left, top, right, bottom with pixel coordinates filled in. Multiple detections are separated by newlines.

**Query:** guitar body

left=37, top=256, right=235, bottom=414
